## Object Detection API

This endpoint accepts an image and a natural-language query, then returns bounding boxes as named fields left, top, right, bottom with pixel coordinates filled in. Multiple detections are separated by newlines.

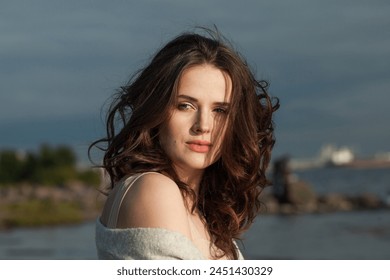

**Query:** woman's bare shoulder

left=127, top=172, right=183, bottom=202
left=117, top=172, right=192, bottom=238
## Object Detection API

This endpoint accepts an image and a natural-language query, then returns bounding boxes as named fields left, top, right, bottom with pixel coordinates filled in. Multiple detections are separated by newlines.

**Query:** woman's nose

left=192, top=110, right=211, bottom=134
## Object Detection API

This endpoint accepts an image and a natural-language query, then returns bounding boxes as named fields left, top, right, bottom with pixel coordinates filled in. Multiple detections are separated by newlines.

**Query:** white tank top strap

left=185, top=211, right=215, bottom=258
left=107, top=172, right=159, bottom=228
left=186, top=212, right=202, bottom=240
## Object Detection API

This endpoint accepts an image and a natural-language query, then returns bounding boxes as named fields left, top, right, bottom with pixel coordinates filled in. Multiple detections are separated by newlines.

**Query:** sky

left=1, top=0, right=389, bottom=164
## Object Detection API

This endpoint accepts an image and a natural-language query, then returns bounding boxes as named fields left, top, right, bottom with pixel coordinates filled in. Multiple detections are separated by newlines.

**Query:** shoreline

left=0, top=183, right=105, bottom=230
left=1, top=181, right=389, bottom=230
left=262, top=176, right=390, bottom=215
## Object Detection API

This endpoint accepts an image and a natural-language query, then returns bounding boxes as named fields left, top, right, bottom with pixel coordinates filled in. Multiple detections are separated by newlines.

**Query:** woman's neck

left=173, top=165, right=204, bottom=194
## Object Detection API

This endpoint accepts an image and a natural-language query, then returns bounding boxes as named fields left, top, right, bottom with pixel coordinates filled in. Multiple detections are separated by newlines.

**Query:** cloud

left=1, top=0, right=389, bottom=158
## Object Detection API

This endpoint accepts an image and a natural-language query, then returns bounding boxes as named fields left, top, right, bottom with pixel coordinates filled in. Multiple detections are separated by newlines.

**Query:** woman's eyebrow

left=178, top=94, right=198, bottom=102
left=177, top=94, right=230, bottom=106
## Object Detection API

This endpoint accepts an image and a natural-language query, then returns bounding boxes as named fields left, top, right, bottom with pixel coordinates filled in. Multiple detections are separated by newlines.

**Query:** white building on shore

left=319, top=145, right=354, bottom=166
left=289, top=144, right=355, bottom=170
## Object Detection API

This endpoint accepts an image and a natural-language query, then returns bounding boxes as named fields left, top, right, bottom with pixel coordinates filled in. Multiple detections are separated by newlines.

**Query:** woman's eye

left=177, top=103, right=193, bottom=111
left=214, top=107, right=228, bottom=114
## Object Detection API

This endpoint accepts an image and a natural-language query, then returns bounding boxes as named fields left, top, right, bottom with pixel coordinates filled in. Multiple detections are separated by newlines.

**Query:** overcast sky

left=1, top=0, right=389, bottom=163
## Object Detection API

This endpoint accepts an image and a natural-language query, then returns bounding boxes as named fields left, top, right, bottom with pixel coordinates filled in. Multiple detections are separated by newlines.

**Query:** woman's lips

left=186, top=141, right=211, bottom=153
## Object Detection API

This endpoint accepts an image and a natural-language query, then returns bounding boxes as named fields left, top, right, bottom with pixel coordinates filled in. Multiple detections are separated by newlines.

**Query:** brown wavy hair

left=89, top=28, right=279, bottom=259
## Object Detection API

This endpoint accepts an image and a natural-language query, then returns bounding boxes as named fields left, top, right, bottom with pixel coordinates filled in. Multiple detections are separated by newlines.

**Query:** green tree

left=33, top=144, right=77, bottom=185
left=20, top=153, right=38, bottom=181
left=0, top=144, right=99, bottom=187
left=0, top=150, right=24, bottom=183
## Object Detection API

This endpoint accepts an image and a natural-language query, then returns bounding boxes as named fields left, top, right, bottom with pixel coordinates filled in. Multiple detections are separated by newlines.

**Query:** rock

left=355, top=193, right=383, bottom=209
left=287, top=180, right=317, bottom=206
left=318, top=193, right=354, bottom=212
left=260, top=194, right=280, bottom=215
left=279, top=203, right=296, bottom=215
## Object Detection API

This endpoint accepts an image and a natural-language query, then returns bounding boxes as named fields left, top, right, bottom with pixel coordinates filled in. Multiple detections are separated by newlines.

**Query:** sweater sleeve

left=96, top=219, right=205, bottom=260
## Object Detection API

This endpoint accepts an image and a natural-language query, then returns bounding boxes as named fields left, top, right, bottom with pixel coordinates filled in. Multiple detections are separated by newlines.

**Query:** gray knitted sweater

left=96, top=219, right=206, bottom=259
left=95, top=172, right=244, bottom=260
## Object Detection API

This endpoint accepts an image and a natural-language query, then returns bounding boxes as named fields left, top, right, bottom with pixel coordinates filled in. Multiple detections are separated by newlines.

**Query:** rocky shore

left=261, top=179, right=389, bottom=215
left=265, top=156, right=389, bottom=215
left=0, top=183, right=105, bottom=229
left=0, top=179, right=388, bottom=229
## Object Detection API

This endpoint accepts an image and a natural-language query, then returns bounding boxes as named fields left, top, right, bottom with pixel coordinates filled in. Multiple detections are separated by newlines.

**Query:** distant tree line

left=0, top=144, right=100, bottom=186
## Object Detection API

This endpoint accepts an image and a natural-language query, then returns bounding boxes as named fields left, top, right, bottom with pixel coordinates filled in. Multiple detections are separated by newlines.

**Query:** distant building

left=289, top=144, right=390, bottom=170
left=330, top=148, right=354, bottom=165
left=289, top=144, right=355, bottom=170
left=319, top=145, right=354, bottom=166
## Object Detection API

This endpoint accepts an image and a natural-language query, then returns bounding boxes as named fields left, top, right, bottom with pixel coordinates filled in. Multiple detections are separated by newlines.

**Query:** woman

left=91, top=28, right=279, bottom=260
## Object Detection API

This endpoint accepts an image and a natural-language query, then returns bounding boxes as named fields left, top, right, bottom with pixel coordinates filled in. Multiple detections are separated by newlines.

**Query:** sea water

left=1, top=167, right=389, bottom=260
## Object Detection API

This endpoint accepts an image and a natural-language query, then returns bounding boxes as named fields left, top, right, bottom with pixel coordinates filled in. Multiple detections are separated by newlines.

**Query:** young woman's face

left=159, top=64, right=232, bottom=176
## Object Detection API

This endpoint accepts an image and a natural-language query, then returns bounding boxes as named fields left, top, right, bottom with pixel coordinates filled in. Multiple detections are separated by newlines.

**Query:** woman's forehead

left=177, top=64, right=232, bottom=103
